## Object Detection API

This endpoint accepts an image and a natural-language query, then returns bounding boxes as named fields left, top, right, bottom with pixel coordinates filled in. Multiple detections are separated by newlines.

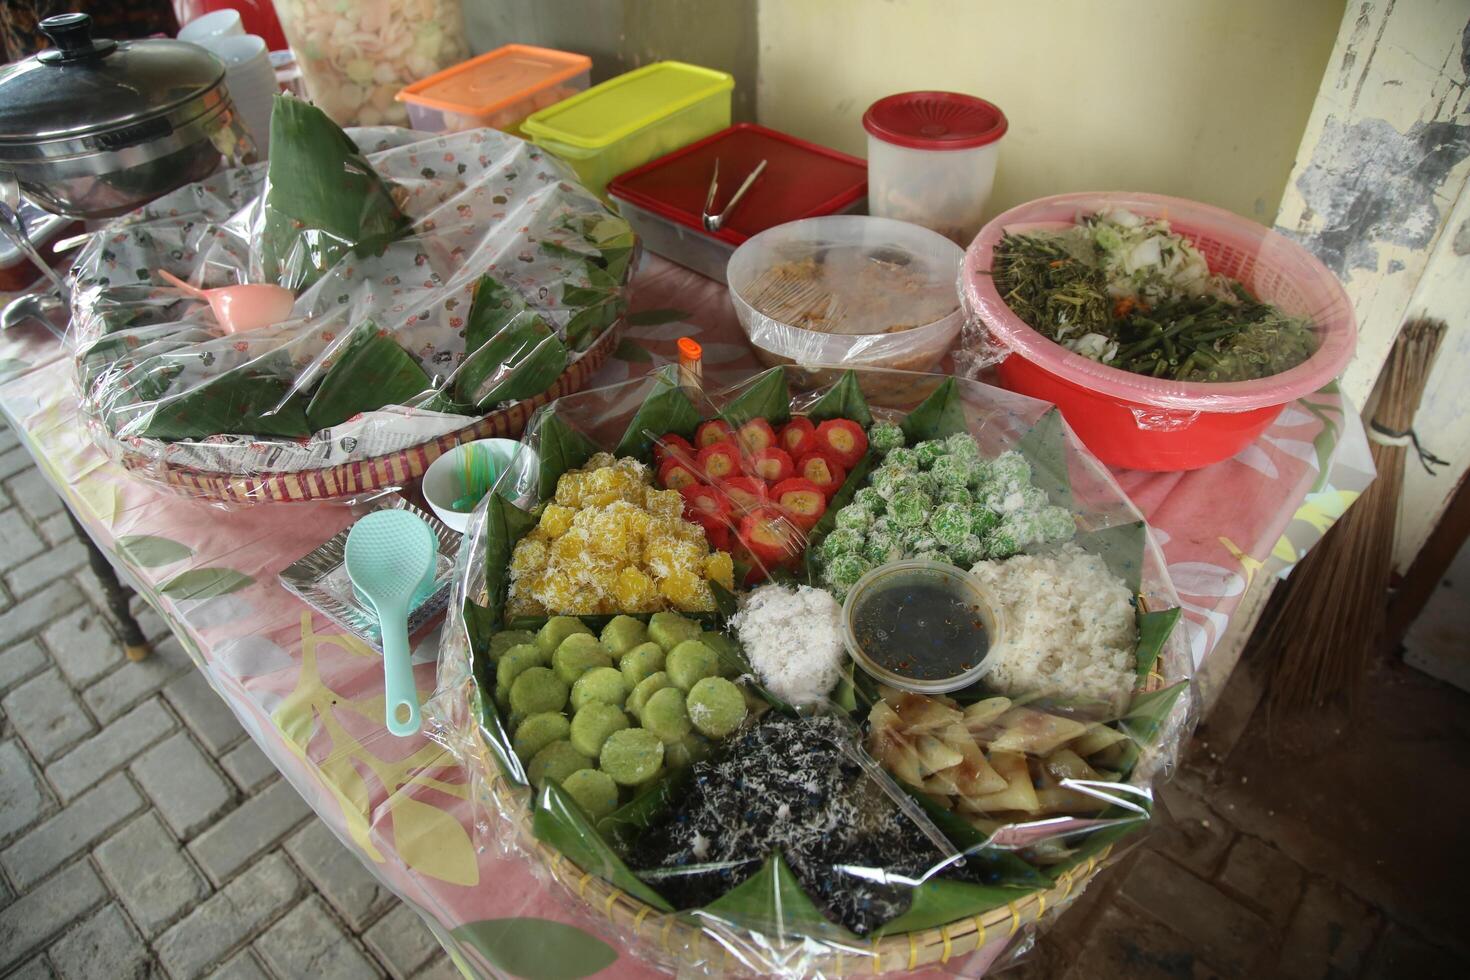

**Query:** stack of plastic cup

left=179, top=10, right=277, bottom=158
left=178, top=8, right=245, bottom=43
left=196, top=34, right=277, bottom=159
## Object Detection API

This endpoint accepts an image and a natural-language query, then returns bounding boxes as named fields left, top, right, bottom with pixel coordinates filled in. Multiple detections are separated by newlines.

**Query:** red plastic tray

left=607, top=123, right=867, bottom=246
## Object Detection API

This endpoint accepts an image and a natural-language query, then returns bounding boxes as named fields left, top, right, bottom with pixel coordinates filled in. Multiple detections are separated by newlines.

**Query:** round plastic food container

left=863, top=91, right=1007, bottom=246
left=963, top=192, right=1357, bottom=472
left=842, top=560, right=1005, bottom=695
left=727, top=215, right=964, bottom=375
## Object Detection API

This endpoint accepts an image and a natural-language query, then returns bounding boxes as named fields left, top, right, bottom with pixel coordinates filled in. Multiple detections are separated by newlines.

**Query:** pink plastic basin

left=963, top=192, right=1356, bottom=472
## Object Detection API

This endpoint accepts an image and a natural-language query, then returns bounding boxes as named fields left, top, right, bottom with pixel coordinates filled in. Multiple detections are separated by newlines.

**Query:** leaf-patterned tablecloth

left=0, top=255, right=1372, bottom=979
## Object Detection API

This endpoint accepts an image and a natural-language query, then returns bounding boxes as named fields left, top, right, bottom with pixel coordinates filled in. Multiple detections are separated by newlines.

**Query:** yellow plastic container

left=522, top=61, right=734, bottom=197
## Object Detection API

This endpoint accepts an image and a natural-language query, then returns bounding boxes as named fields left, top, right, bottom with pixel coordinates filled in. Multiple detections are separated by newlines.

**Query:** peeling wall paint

left=1276, top=0, right=1470, bottom=572
left=1276, top=0, right=1470, bottom=407
left=1288, top=116, right=1470, bottom=277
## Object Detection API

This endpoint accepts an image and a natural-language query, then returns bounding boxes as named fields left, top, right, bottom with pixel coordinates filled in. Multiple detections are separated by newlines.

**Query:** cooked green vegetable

left=992, top=209, right=1317, bottom=383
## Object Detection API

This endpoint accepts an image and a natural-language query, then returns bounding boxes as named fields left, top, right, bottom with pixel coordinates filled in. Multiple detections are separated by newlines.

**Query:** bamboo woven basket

left=485, top=659, right=1168, bottom=976
left=114, top=321, right=624, bottom=504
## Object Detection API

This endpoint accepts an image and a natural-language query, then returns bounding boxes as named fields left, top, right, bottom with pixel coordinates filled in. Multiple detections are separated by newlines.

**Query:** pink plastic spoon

left=158, top=269, right=296, bottom=334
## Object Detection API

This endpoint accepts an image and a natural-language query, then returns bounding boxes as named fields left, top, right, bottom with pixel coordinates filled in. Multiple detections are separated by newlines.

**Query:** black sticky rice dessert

left=626, top=714, right=965, bottom=934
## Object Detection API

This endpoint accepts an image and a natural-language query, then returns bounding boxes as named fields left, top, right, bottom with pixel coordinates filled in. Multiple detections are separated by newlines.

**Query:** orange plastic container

left=396, top=44, right=591, bottom=135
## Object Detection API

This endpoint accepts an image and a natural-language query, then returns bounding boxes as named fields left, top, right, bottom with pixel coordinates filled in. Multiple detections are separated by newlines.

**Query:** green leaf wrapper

left=139, top=355, right=310, bottom=440
left=700, top=852, right=854, bottom=942
left=899, top=376, right=967, bottom=442
left=1075, top=520, right=1147, bottom=594
left=532, top=782, right=674, bottom=912
left=613, top=365, right=700, bottom=460
left=534, top=411, right=599, bottom=501
left=1016, top=406, right=1074, bottom=511
left=804, top=369, right=874, bottom=428
left=305, top=324, right=431, bottom=431
left=719, top=366, right=792, bottom=428
left=456, top=315, right=568, bottom=409
left=259, top=96, right=410, bottom=290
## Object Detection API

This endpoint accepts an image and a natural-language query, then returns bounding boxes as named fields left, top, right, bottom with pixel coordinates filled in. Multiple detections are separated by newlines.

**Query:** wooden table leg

left=67, top=510, right=150, bottom=661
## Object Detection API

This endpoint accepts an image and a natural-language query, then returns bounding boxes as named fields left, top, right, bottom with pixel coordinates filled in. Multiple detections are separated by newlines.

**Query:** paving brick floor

left=1, top=414, right=1466, bottom=979
left=0, top=420, right=453, bottom=980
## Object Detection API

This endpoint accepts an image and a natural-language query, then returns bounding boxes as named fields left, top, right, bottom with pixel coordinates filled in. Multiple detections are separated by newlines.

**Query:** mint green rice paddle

left=345, top=510, right=438, bottom=737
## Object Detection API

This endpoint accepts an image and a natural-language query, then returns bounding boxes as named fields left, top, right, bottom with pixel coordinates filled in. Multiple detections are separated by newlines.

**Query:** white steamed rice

left=970, top=543, right=1138, bottom=710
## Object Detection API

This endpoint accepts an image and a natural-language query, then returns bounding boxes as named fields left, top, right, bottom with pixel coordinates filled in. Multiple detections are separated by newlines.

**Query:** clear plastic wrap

left=67, top=100, right=636, bottom=500
left=727, top=216, right=966, bottom=376
left=426, top=365, right=1194, bottom=977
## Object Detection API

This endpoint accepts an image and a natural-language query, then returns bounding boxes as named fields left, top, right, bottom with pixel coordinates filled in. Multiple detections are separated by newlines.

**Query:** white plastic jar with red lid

left=863, top=91, right=1007, bottom=247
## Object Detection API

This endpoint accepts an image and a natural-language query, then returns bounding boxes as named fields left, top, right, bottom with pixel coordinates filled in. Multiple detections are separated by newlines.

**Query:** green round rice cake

left=509, top=667, right=568, bottom=716
left=512, top=712, right=570, bottom=761
left=620, top=641, right=666, bottom=687
left=527, top=740, right=591, bottom=788
left=568, top=702, right=629, bottom=758
left=570, top=666, right=627, bottom=712
left=626, top=671, right=671, bottom=719
left=686, top=676, right=747, bottom=739
left=561, top=768, right=619, bottom=820
left=647, top=611, right=702, bottom=652
left=495, top=643, right=547, bottom=692
left=867, top=422, right=905, bottom=454
left=665, top=640, right=719, bottom=692
left=641, top=686, right=692, bottom=744
left=599, top=615, right=648, bottom=659
left=536, top=616, right=592, bottom=655
left=553, top=633, right=611, bottom=685
left=599, top=728, right=664, bottom=786
left=489, top=630, right=536, bottom=661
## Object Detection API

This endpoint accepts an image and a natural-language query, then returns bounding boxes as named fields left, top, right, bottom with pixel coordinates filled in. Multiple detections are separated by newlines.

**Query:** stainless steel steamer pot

left=0, top=13, right=247, bottom=219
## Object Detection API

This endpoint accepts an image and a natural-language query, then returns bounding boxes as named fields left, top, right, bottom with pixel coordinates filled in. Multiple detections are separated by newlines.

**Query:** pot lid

left=862, top=91, right=1008, bottom=150
left=0, top=14, right=225, bottom=146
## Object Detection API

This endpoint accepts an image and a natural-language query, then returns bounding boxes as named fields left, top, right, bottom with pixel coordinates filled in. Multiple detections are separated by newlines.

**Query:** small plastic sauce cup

left=841, top=560, right=1006, bottom=694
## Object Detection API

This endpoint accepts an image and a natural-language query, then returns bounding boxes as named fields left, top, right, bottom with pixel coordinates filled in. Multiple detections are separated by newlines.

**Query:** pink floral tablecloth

left=0, top=256, right=1372, bottom=979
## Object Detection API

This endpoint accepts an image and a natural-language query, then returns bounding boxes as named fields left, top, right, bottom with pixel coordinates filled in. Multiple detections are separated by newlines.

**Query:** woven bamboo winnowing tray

left=115, top=321, right=623, bottom=504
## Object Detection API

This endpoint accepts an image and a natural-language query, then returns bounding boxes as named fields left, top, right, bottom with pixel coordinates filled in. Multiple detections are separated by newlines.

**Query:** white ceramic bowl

left=422, top=438, right=536, bottom=533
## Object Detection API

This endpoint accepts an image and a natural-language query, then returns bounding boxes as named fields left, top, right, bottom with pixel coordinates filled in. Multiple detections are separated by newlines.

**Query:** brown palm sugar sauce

left=852, top=578, right=989, bottom=681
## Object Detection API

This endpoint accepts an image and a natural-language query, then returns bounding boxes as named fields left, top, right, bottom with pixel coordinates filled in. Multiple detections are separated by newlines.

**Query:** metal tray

left=278, top=496, right=459, bottom=653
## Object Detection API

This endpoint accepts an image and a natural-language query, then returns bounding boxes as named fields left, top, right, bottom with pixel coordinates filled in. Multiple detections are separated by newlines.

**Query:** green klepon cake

left=814, top=434, right=1077, bottom=599
left=599, top=728, right=664, bottom=786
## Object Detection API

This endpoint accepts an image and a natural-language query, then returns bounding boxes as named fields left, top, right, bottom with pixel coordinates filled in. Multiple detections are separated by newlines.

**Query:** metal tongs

left=701, top=158, right=768, bottom=233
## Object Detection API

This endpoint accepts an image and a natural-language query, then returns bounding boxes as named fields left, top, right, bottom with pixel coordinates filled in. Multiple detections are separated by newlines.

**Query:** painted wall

left=756, top=0, right=1344, bottom=222
left=462, top=0, right=758, bottom=120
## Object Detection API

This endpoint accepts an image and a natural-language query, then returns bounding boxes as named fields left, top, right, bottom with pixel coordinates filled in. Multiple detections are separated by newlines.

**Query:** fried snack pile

left=507, top=453, right=734, bottom=617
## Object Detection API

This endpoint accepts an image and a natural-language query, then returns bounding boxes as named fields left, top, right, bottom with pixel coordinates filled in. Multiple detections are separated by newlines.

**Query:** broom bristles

left=1259, top=318, right=1446, bottom=710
